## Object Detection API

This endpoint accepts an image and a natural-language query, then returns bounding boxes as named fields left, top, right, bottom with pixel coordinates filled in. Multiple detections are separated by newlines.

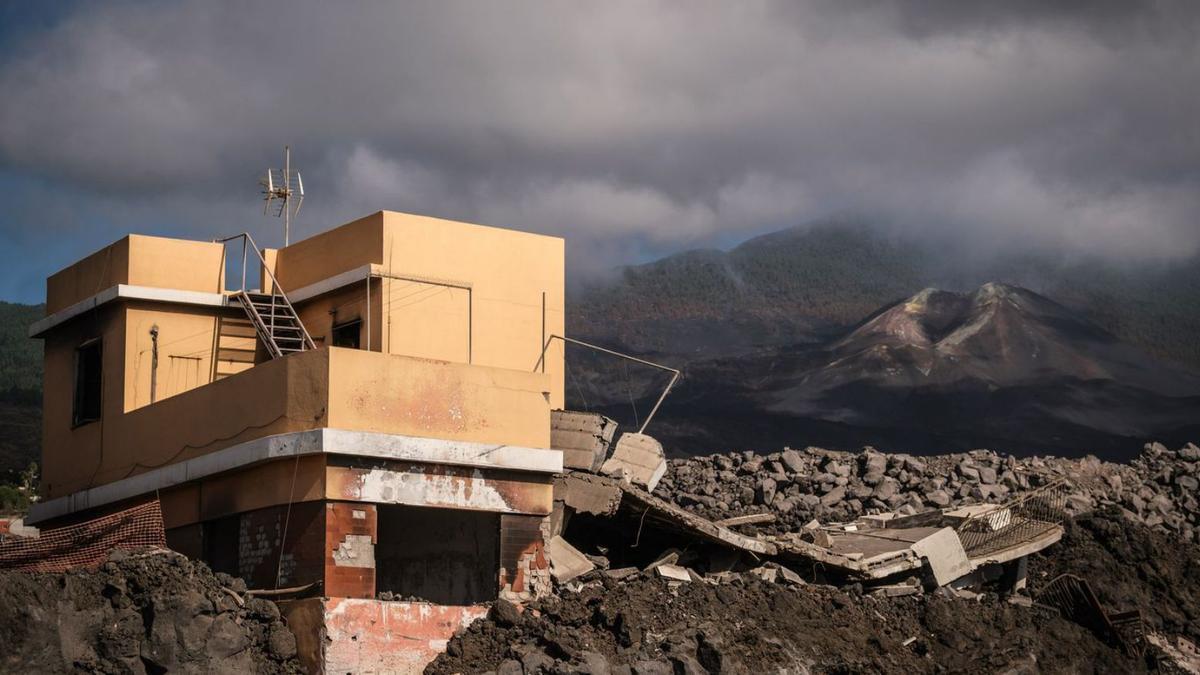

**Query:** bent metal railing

left=954, top=479, right=1069, bottom=558
left=1038, top=573, right=1145, bottom=657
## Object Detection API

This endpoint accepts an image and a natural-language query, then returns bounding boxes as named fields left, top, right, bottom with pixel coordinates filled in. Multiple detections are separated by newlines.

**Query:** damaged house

left=25, top=211, right=567, bottom=673
left=21, top=209, right=1073, bottom=673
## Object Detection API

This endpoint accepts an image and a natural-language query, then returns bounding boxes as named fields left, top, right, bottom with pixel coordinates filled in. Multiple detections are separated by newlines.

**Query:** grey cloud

left=1, top=0, right=1199, bottom=292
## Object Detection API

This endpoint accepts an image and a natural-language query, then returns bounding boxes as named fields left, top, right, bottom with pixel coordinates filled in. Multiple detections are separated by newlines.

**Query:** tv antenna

left=260, top=145, right=304, bottom=246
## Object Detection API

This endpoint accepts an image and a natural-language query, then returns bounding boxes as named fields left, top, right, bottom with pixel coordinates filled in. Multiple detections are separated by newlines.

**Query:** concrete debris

left=714, top=512, right=776, bottom=527
left=749, top=565, right=778, bottom=583
left=655, top=442, right=1200, bottom=545
left=870, top=578, right=923, bottom=598
left=911, top=528, right=972, bottom=587
left=554, top=472, right=774, bottom=556
left=547, top=535, right=595, bottom=584
left=605, top=567, right=639, bottom=581
left=601, top=433, right=668, bottom=492
left=655, top=564, right=692, bottom=582
left=1144, top=633, right=1200, bottom=674
left=552, top=410, right=618, bottom=473
left=643, top=548, right=682, bottom=572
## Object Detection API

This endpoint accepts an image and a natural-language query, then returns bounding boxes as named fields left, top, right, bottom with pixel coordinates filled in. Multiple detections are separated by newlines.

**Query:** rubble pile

left=431, top=506, right=1200, bottom=674
left=656, top=442, right=1200, bottom=541
left=0, top=548, right=302, bottom=674
left=428, top=561, right=1144, bottom=674
left=1030, top=509, right=1200, bottom=645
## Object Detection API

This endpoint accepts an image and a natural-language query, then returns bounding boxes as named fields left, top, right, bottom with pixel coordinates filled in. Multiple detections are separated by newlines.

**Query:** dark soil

left=427, top=574, right=1143, bottom=674
left=1029, top=508, right=1200, bottom=644
left=429, top=510, right=1200, bottom=674
left=0, top=548, right=301, bottom=675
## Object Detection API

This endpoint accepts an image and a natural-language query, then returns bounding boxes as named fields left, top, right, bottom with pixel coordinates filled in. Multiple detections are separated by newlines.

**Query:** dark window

left=331, top=319, right=362, bottom=349
left=73, top=339, right=103, bottom=426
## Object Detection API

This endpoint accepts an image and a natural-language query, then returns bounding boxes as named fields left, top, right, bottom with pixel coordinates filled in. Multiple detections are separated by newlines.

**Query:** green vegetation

left=0, top=302, right=42, bottom=481
left=0, top=302, right=42, bottom=402
left=0, top=462, right=38, bottom=514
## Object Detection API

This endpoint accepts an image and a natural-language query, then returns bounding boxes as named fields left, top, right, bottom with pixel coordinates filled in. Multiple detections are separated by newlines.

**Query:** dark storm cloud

left=0, top=0, right=1198, bottom=299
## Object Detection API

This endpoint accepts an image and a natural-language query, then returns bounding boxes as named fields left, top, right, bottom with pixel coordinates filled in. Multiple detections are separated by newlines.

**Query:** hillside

left=0, top=302, right=42, bottom=480
left=570, top=222, right=1200, bottom=370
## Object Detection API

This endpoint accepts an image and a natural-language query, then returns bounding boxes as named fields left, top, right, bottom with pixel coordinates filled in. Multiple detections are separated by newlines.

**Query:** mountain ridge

left=571, top=221, right=1200, bottom=370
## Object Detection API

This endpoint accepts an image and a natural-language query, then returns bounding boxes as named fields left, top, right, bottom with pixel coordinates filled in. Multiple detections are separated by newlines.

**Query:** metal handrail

left=214, top=233, right=316, bottom=351
left=954, top=478, right=1069, bottom=557
left=534, top=334, right=680, bottom=435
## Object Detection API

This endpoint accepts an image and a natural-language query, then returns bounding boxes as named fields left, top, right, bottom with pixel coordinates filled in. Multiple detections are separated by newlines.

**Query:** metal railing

left=1038, top=573, right=1145, bottom=656
left=954, top=479, right=1069, bottom=558
left=213, top=233, right=316, bottom=354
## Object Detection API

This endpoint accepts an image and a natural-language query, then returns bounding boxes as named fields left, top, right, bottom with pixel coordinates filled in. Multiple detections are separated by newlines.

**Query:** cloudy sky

left=1, top=1, right=1198, bottom=302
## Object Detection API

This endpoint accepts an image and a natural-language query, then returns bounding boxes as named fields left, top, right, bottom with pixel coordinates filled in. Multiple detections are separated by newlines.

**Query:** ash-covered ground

left=0, top=549, right=302, bottom=674
left=429, top=442, right=1200, bottom=675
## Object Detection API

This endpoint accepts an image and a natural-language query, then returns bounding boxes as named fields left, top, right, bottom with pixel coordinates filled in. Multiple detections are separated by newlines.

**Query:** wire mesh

left=0, top=499, right=166, bottom=572
left=954, top=479, right=1070, bottom=558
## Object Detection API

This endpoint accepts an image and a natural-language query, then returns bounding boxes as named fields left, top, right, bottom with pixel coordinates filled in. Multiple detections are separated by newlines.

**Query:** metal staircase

left=233, top=290, right=315, bottom=358
left=216, top=233, right=316, bottom=360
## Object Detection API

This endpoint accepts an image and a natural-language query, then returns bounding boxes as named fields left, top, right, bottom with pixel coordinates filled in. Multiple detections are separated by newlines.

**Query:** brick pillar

left=324, top=502, right=377, bottom=598
left=498, top=513, right=550, bottom=602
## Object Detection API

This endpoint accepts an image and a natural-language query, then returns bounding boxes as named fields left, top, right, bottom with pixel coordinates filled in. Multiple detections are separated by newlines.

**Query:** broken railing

left=954, top=479, right=1069, bottom=558
left=1038, top=573, right=1145, bottom=656
left=534, top=335, right=680, bottom=434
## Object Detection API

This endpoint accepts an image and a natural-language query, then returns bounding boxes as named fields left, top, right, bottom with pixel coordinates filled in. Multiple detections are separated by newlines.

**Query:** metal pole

left=365, top=273, right=371, bottom=351
left=240, top=237, right=247, bottom=292
left=533, top=334, right=681, bottom=434
left=149, top=325, right=159, bottom=404
left=283, top=146, right=291, bottom=247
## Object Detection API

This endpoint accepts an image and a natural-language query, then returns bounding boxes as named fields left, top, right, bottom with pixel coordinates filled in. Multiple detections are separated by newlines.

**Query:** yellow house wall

left=40, top=212, right=563, bottom=499
left=125, top=235, right=225, bottom=294
left=43, top=347, right=330, bottom=498
left=379, top=211, right=565, bottom=410
left=46, top=235, right=225, bottom=314
left=326, top=347, right=552, bottom=449
left=46, top=238, right=131, bottom=314
left=41, top=303, right=127, bottom=498
left=274, top=213, right=384, bottom=290
left=294, top=280, right=383, bottom=352
left=44, top=346, right=552, bottom=498
left=123, top=302, right=227, bottom=412
left=271, top=210, right=565, bottom=408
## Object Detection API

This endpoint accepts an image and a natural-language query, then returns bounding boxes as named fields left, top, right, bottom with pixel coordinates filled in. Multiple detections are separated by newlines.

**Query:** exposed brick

left=324, top=502, right=377, bottom=598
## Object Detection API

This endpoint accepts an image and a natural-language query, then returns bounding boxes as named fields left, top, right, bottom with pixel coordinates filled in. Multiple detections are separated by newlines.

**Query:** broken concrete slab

left=655, top=564, right=692, bottom=582
left=605, top=567, right=640, bottom=581
left=555, top=472, right=624, bottom=517
left=911, top=528, right=972, bottom=587
left=601, top=433, right=667, bottom=492
left=749, top=566, right=778, bottom=583
left=547, top=535, right=595, bottom=583
left=644, top=548, right=682, bottom=572
left=870, top=583, right=921, bottom=598
left=555, top=472, right=776, bottom=557
left=552, top=410, right=618, bottom=472
left=715, top=513, right=776, bottom=528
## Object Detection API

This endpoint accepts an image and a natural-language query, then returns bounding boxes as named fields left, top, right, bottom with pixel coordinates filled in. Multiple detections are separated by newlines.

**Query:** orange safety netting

left=0, top=500, right=166, bottom=573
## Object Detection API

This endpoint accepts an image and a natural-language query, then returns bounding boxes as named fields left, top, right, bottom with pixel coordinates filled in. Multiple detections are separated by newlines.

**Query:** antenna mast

left=260, top=146, right=305, bottom=246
